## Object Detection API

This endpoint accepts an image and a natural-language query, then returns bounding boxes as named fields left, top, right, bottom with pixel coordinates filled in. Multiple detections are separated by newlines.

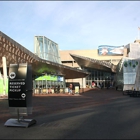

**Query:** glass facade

left=83, top=67, right=114, bottom=88
left=34, top=36, right=61, bottom=64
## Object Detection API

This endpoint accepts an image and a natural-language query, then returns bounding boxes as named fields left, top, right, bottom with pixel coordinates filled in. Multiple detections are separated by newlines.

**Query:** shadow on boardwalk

left=0, top=88, right=123, bottom=124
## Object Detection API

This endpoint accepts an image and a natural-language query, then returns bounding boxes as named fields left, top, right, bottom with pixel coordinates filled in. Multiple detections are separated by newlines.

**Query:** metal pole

left=17, top=108, right=20, bottom=122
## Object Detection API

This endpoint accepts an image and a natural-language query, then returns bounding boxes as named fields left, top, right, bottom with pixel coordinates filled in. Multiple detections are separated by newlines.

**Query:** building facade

left=115, top=40, right=140, bottom=91
left=59, top=46, right=128, bottom=88
left=0, top=31, right=90, bottom=96
left=1, top=30, right=140, bottom=93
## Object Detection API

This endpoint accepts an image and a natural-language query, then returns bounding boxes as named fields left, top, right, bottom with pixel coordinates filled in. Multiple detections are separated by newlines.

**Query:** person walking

left=68, top=84, right=73, bottom=95
left=107, top=82, right=110, bottom=89
left=101, top=82, right=104, bottom=89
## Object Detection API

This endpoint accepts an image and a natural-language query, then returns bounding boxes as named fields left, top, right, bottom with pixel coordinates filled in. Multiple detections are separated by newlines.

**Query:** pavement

left=30, top=87, right=125, bottom=120
left=0, top=87, right=114, bottom=122
left=1, top=88, right=140, bottom=139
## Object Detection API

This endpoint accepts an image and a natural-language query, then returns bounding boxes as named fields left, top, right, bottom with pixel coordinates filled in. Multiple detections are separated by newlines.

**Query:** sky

left=0, top=1, right=140, bottom=52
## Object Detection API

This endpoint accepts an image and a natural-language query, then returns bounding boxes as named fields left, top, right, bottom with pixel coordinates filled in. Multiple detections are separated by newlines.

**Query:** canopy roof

left=0, top=31, right=89, bottom=79
left=70, top=54, right=116, bottom=73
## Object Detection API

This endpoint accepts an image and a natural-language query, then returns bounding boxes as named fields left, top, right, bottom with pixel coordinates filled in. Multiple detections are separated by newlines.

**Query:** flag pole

left=138, top=27, right=140, bottom=40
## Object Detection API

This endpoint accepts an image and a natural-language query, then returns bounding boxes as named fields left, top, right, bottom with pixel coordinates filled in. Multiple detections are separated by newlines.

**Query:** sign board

left=57, top=76, right=64, bottom=82
left=75, top=86, right=79, bottom=93
left=8, top=63, right=32, bottom=108
left=5, top=63, right=36, bottom=128
left=98, top=45, right=124, bottom=56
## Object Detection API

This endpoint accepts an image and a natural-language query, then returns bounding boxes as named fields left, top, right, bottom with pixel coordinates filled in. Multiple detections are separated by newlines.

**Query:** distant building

left=59, top=43, right=139, bottom=89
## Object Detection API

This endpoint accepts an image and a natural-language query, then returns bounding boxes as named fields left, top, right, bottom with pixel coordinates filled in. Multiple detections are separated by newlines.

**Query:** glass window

left=34, top=36, right=61, bottom=64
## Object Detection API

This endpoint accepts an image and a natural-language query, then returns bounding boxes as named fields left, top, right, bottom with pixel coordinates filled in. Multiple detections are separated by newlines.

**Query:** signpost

left=4, top=63, right=36, bottom=128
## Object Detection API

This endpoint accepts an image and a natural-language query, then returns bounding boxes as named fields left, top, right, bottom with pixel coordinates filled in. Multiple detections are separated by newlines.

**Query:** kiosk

left=4, top=63, right=36, bottom=127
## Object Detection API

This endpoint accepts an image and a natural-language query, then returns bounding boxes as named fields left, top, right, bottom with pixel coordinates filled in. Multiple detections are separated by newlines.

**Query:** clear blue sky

left=0, top=1, right=140, bottom=52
